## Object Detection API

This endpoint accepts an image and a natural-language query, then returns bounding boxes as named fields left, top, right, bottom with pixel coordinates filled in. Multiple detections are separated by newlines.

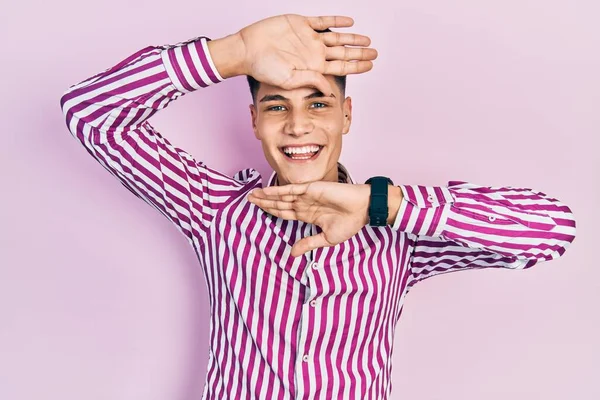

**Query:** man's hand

left=247, top=182, right=371, bottom=257
left=210, top=14, right=378, bottom=95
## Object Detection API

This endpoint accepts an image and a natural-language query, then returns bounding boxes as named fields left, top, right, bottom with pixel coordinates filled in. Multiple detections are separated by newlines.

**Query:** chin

left=280, top=169, right=324, bottom=185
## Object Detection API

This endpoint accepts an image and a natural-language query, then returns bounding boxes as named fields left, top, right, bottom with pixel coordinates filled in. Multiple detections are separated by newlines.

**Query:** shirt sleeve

left=391, top=181, right=577, bottom=289
left=59, top=36, right=256, bottom=249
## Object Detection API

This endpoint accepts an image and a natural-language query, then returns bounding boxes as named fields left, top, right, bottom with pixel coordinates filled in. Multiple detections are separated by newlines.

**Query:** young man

left=60, top=13, right=576, bottom=400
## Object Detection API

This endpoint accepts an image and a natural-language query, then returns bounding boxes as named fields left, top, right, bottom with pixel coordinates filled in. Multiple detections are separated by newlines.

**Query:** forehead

left=256, top=75, right=342, bottom=99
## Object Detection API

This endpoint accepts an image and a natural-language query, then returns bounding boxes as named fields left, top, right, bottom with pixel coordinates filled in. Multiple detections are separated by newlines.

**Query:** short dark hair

left=246, top=28, right=346, bottom=103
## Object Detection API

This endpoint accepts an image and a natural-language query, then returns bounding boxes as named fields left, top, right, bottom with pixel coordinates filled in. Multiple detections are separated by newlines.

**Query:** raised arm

left=59, top=34, right=252, bottom=249
left=59, top=14, right=378, bottom=249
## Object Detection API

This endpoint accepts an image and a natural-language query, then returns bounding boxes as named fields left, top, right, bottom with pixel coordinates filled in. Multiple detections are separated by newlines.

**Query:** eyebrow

left=259, top=90, right=335, bottom=103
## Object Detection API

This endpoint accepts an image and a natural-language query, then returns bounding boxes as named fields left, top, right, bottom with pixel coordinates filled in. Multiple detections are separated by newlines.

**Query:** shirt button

left=489, top=215, right=496, bottom=221
left=311, top=261, right=320, bottom=270
left=310, top=300, right=317, bottom=307
left=427, top=194, right=435, bottom=203
left=302, top=354, right=310, bottom=362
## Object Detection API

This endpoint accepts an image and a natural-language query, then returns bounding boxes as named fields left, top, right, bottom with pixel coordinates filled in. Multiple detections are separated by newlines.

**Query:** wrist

left=361, top=184, right=371, bottom=226
left=206, top=32, right=247, bottom=79
left=387, top=185, right=403, bottom=225
left=363, top=181, right=403, bottom=227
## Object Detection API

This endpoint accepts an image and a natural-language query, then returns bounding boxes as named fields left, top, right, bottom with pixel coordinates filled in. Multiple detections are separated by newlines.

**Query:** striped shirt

left=59, top=35, right=577, bottom=400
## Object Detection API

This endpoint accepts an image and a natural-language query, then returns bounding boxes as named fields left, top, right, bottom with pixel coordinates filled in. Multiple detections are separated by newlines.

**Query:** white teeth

left=283, top=145, right=320, bottom=155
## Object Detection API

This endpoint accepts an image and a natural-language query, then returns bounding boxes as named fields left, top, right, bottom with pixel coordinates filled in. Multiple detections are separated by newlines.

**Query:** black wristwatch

left=364, top=176, right=394, bottom=226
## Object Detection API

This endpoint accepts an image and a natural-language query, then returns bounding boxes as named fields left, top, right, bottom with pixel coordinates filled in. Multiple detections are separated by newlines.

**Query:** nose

left=283, top=108, right=314, bottom=136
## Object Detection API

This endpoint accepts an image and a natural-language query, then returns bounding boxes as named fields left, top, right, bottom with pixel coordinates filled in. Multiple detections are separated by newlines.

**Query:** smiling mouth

left=279, top=145, right=324, bottom=161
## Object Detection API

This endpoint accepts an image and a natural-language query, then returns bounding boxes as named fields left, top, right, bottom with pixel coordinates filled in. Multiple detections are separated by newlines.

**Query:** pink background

left=1, top=1, right=598, bottom=399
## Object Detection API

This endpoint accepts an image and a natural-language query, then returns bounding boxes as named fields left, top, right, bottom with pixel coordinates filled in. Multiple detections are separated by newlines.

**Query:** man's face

left=250, top=75, right=352, bottom=186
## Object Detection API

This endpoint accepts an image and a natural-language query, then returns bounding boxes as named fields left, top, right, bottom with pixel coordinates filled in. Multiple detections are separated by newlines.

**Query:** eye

left=266, top=105, right=286, bottom=112
left=310, top=102, right=328, bottom=109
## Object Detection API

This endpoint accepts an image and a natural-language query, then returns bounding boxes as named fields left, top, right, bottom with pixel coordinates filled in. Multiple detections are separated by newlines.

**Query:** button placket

left=294, top=223, right=324, bottom=394
left=296, top=239, right=318, bottom=393
left=294, top=224, right=324, bottom=397
left=301, top=267, right=319, bottom=362
left=294, top=285, right=312, bottom=395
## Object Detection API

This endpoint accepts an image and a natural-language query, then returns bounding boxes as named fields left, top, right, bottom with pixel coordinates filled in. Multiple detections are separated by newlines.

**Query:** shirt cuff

left=392, top=185, right=454, bottom=237
left=161, top=36, right=224, bottom=94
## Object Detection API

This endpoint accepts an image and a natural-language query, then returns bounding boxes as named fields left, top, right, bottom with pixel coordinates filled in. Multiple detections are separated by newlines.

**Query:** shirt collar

left=267, top=162, right=356, bottom=187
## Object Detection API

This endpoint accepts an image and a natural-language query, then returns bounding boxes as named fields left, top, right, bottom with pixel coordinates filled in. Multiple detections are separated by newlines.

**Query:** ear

left=249, top=103, right=259, bottom=140
left=342, top=96, right=352, bottom=135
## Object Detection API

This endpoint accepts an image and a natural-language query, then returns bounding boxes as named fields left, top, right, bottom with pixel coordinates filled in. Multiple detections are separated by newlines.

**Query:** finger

left=320, top=32, right=371, bottom=47
left=323, top=60, right=374, bottom=76
left=325, top=46, right=378, bottom=61
left=284, top=70, right=334, bottom=96
left=291, top=232, right=330, bottom=257
left=248, top=197, right=294, bottom=210
left=260, top=194, right=298, bottom=202
left=264, top=208, right=298, bottom=221
left=280, top=194, right=298, bottom=202
left=249, top=191, right=298, bottom=202
left=307, top=16, right=354, bottom=30
left=262, top=183, right=309, bottom=197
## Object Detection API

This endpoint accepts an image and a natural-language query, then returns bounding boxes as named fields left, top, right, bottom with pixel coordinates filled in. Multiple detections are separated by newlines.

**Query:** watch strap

left=364, top=176, right=394, bottom=226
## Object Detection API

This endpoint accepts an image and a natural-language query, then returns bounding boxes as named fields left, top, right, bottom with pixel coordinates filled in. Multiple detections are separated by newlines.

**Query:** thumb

left=287, top=70, right=334, bottom=96
left=291, top=232, right=330, bottom=258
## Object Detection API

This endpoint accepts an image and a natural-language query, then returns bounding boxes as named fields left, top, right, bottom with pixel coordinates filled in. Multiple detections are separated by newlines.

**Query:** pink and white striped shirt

left=59, top=35, right=577, bottom=399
